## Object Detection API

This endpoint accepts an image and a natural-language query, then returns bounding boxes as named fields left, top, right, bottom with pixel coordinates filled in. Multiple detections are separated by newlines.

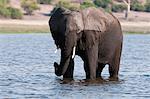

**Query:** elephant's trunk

left=54, top=29, right=77, bottom=77
left=61, top=55, right=71, bottom=75
left=61, top=46, right=76, bottom=75
left=54, top=54, right=71, bottom=76
left=54, top=46, right=76, bottom=76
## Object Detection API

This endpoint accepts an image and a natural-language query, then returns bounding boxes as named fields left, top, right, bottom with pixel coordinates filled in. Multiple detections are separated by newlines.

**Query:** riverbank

left=121, top=21, right=150, bottom=34
left=0, top=19, right=150, bottom=34
left=1, top=1, right=150, bottom=34
left=0, top=20, right=49, bottom=33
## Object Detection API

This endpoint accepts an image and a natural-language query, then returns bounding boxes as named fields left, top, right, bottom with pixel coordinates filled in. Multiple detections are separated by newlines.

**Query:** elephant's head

left=49, top=7, right=84, bottom=76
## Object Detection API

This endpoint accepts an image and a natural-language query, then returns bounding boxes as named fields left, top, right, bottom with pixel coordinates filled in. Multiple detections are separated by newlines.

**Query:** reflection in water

left=0, top=34, right=150, bottom=98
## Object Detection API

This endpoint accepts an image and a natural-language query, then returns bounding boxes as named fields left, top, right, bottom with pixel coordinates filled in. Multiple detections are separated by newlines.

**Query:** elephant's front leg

left=86, top=43, right=98, bottom=80
left=63, top=58, right=74, bottom=79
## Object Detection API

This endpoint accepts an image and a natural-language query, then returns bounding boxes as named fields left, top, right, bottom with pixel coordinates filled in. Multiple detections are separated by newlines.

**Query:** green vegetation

left=80, top=0, right=96, bottom=9
left=93, top=0, right=112, bottom=12
left=0, top=7, right=11, bottom=18
left=21, top=0, right=39, bottom=15
left=131, top=0, right=145, bottom=11
left=0, top=0, right=9, bottom=6
left=53, top=0, right=150, bottom=13
left=56, top=0, right=96, bottom=11
left=0, top=0, right=22, bottom=19
left=145, top=0, right=150, bottom=12
left=130, top=0, right=150, bottom=12
left=94, top=0, right=112, bottom=8
left=112, top=4, right=127, bottom=12
left=56, top=0, right=80, bottom=10
left=132, top=4, right=145, bottom=11
left=93, top=0, right=150, bottom=13
left=7, top=7, right=23, bottom=19
left=37, top=0, right=52, bottom=4
left=0, top=7, right=22, bottom=19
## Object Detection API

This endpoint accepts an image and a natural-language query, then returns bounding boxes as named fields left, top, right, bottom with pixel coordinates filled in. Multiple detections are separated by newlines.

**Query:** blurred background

left=0, top=1, right=150, bottom=98
left=0, top=0, right=150, bottom=33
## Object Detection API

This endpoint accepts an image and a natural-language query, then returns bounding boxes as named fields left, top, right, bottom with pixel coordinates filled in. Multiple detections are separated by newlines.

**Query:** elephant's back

left=82, top=8, right=109, bottom=32
left=81, top=7, right=120, bottom=33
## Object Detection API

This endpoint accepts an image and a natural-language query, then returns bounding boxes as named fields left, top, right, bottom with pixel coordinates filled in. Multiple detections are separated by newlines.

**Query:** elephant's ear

left=66, top=11, right=84, bottom=34
left=82, top=30, right=99, bottom=49
left=81, top=8, right=109, bottom=49
left=82, top=8, right=108, bottom=33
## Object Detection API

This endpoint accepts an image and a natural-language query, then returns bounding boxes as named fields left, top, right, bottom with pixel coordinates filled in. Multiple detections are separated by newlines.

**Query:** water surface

left=0, top=34, right=150, bottom=98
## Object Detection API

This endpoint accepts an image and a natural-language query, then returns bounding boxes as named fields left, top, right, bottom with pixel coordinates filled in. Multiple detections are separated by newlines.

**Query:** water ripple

left=0, top=34, right=150, bottom=98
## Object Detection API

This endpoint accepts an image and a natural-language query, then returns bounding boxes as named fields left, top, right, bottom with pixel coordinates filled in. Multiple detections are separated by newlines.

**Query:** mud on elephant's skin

left=49, top=7, right=123, bottom=80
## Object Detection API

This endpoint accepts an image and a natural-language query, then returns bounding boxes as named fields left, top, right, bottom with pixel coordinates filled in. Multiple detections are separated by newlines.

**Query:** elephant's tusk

left=54, top=46, right=59, bottom=53
left=54, top=49, right=58, bottom=53
left=54, top=48, right=59, bottom=53
left=72, top=46, right=76, bottom=59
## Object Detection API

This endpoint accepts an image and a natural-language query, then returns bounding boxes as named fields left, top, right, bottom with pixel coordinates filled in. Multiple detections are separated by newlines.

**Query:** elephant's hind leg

left=109, top=45, right=122, bottom=80
left=96, top=63, right=105, bottom=78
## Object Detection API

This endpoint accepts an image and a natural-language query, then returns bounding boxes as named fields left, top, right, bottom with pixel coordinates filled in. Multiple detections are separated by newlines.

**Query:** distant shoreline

left=121, top=21, right=150, bottom=34
left=0, top=20, right=50, bottom=33
left=0, top=19, right=150, bottom=34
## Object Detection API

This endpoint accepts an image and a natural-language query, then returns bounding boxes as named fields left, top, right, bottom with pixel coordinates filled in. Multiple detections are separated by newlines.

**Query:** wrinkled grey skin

left=49, top=7, right=123, bottom=80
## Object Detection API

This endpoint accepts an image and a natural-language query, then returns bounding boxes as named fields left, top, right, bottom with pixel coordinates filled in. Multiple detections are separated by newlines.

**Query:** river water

left=0, top=34, right=150, bottom=99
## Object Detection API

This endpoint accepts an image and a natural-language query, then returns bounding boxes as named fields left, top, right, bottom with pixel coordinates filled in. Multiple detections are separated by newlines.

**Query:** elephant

left=49, top=7, right=123, bottom=80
